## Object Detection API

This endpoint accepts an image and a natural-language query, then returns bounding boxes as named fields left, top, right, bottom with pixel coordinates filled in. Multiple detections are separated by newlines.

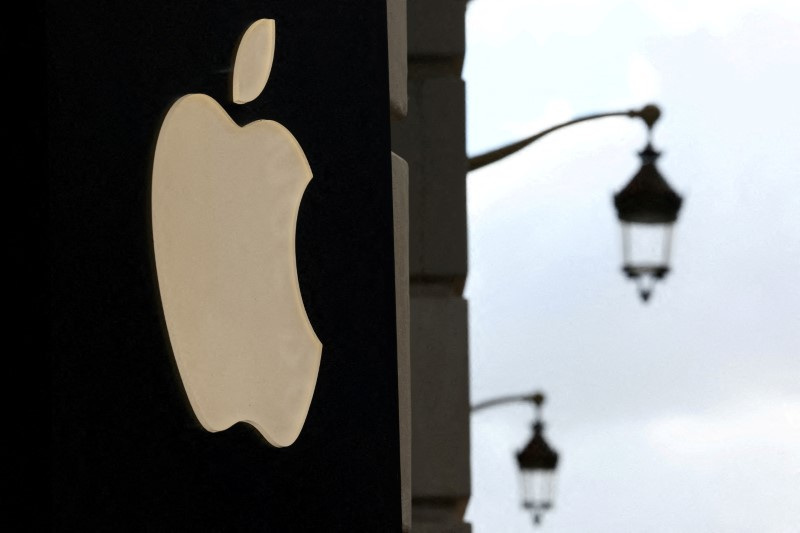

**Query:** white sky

left=462, top=1, right=800, bottom=531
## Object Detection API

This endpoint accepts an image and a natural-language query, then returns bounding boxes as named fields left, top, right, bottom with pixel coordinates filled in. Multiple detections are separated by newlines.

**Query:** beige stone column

left=388, top=1, right=412, bottom=531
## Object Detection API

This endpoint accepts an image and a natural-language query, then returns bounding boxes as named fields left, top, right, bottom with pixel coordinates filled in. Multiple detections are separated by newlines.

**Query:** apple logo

left=151, top=19, right=322, bottom=448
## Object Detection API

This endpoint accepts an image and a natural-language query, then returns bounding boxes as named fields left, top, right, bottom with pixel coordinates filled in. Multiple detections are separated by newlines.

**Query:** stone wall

left=390, top=1, right=471, bottom=531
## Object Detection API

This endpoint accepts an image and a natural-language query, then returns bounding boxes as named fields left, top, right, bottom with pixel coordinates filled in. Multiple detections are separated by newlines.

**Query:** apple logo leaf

left=151, top=18, right=322, bottom=448
left=232, top=18, right=275, bottom=104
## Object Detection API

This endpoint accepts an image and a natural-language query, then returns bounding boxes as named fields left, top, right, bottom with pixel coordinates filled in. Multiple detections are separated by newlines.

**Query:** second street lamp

left=468, top=103, right=684, bottom=302
left=516, top=393, right=559, bottom=526
left=472, top=391, right=559, bottom=527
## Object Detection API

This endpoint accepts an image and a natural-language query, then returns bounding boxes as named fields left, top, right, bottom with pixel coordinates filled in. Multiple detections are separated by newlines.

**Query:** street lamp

left=472, top=391, right=559, bottom=526
left=516, top=393, right=559, bottom=526
left=468, top=103, right=683, bottom=302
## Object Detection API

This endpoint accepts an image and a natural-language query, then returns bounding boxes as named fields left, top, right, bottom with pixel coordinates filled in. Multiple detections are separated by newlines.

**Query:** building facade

left=50, top=1, right=470, bottom=530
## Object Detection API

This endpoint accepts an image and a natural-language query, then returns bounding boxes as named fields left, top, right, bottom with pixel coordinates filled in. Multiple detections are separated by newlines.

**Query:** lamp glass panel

left=621, top=222, right=673, bottom=271
left=519, top=469, right=556, bottom=511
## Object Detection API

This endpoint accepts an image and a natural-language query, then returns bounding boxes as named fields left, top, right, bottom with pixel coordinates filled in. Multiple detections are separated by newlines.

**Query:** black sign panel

left=48, top=2, right=400, bottom=529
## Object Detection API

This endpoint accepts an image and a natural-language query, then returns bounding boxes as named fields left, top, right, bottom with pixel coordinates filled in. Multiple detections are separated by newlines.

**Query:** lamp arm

left=467, top=104, right=661, bottom=172
left=471, top=392, right=542, bottom=413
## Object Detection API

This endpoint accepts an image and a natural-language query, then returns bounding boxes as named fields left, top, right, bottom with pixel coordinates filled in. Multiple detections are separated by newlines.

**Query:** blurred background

left=463, top=1, right=800, bottom=531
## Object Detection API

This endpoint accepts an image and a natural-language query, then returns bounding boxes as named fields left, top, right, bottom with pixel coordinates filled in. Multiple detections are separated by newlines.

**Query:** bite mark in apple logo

left=151, top=19, right=322, bottom=447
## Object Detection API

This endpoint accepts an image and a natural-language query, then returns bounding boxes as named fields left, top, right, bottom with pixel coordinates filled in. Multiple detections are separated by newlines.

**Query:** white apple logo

left=151, top=19, right=322, bottom=447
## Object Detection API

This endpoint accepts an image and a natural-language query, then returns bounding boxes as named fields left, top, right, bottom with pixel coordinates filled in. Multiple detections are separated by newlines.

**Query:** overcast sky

left=462, top=1, right=800, bottom=531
